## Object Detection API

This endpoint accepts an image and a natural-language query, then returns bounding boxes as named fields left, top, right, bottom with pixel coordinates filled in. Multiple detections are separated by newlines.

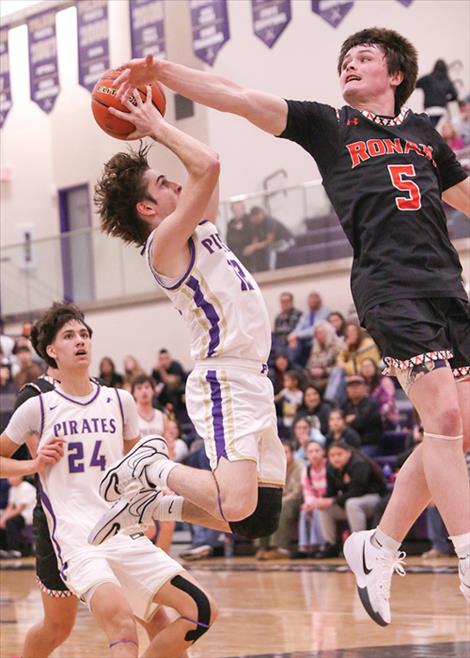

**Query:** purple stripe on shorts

left=37, top=478, right=68, bottom=581
left=187, top=276, right=220, bottom=357
left=206, top=370, right=227, bottom=462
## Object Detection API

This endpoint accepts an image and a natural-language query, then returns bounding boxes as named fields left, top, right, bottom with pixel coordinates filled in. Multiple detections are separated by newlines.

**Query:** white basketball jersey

left=35, top=385, right=132, bottom=565
left=145, top=221, right=271, bottom=363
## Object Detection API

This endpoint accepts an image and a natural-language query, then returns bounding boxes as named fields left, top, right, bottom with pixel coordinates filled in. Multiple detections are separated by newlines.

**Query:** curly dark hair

left=94, top=143, right=154, bottom=247
left=338, top=27, right=418, bottom=113
left=31, top=302, right=92, bottom=369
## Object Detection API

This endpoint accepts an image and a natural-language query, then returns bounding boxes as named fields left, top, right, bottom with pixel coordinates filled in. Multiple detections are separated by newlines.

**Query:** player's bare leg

left=137, top=609, right=189, bottom=658
left=142, top=572, right=217, bottom=658
left=90, top=583, right=139, bottom=657
left=22, top=592, right=78, bottom=658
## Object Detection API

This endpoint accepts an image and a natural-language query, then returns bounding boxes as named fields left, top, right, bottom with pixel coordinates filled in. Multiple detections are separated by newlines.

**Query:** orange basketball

left=91, top=69, right=166, bottom=140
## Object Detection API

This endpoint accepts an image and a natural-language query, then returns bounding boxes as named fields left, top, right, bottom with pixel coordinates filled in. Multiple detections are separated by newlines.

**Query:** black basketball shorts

left=33, top=504, right=73, bottom=595
left=363, top=297, right=470, bottom=381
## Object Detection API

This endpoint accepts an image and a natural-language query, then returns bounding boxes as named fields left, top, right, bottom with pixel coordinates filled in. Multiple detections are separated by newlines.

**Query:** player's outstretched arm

left=442, top=177, right=470, bottom=217
left=0, top=435, right=65, bottom=477
left=114, top=54, right=288, bottom=136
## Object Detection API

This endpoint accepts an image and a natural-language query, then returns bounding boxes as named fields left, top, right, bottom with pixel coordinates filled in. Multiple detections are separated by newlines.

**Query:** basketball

left=91, top=70, right=166, bottom=140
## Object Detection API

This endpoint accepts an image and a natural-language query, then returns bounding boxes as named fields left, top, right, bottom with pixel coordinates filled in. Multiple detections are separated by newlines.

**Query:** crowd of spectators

left=1, top=288, right=467, bottom=561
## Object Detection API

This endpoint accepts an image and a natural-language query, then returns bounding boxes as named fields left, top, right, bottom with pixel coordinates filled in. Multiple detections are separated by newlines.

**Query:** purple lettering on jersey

left=212, top=233, right=230, bottom=252
left=68, top=442, right=85, bottom=473
left=90, top=440, right=106, bottom=471
left=201, top=237, right=216, bottom=254
left=90, top=418, right=100, bottom=432
left=69, top=420, right=78, bottom=434
left=109, top=418, right=116, bottom=433
left=101, top=418, right=108, bottom=432
left=227, top=259, right=255, bottom=291
left=53, top=422, right=62, bottom=437
left=82, top=419, right=91, bottom=433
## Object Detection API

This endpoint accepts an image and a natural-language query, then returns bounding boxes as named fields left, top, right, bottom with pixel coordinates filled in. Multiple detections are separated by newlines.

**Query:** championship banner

left=0, top=28, right=12, bottom=128
left=190, top=0, right=230, bottom=66
left=27, top=10, right=60, bottom=113
left=311, top=0, right=354, bottom=28
left=251, top=0, right=291, bottom=49
left=77, top=0, right=110, bottom=92
left=129, top=0, right=166, bottom=59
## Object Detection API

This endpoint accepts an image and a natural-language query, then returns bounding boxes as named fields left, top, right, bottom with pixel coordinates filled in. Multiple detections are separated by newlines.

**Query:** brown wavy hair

left=94, top=143, right=154, bottom=247
left=338, top=27, right=418, bottom=113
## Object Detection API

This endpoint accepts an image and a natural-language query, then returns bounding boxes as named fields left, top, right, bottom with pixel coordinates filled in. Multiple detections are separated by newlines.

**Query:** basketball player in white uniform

left=0, top=302, right=216, bottom=658
left=91, top=87, right=286, bottom=545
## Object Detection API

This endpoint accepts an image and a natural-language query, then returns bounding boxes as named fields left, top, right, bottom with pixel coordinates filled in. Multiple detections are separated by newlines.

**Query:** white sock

left=371, top=527, right=401, bottom=553
left=449, top=532, right=470, bottom=558
left=152, top=495, right=184, bottom=522
left=147, top=459, right=178, bottom=488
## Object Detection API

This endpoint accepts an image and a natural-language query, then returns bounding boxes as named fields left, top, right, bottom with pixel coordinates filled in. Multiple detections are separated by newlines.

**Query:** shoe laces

left=377, top=550, right=407, bottom=600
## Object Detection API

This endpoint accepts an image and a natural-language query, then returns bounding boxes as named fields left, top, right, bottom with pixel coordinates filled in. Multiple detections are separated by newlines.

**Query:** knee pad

left=396, top=358, right=450, bottom=396
left=171, top=575, right=211, bottom=643
left=229, top=486, right=282, bottom=539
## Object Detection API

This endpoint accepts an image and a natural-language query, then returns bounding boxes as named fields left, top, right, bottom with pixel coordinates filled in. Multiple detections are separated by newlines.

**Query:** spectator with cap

left=273, top=292, right=302, bottom=352
left=342, top=375, right=384, bottom=457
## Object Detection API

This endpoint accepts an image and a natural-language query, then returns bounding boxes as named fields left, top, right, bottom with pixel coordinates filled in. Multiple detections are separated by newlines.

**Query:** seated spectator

left=316, top=441, right=387, bottom=558
left=0, top=365, right=17, bottom=433
left=151, top=348, right=186, bottom=414
left=0, top=476, right=36, bottom=558
left=226, top=199, right=252, bottom=264
left=132, top=374, right=168, bottom=437
left=440, top=120, right=465, bottom=151
left=455, top=99, right=470, bottom=146
left=273, top=292, right=302, bottom=352
left=122, top=354, right=146, bottom=391
left=360, top=358, right=398, bottom=429
left=243, top=206, right=293, bottom=272
left=325, top=323, right=380, bottom=405
left=342, top=375, right=384, bottom=456
left=268, top=350, right=304, bottom=396
left=13, top=345, right=42, bottom=390
left=274, top=370, right=304, bottom=433
left=296, top=441, right=327, bottom=558
left=98, top=356, right=124, bottom=388
left=256, top=440, right=303, bottom=560
left=293, top=417, right=325, bottom=461
left=326, top=409, right=361, bottom=449
left=287, top=291, right=331, bottom=367
left=293, top=386, right=330, bottom=437
left=164, top=419, right=189, bottom=463
left=306, top=322, right=344, bottom=395
left=327, top=311, right=347, bottom=339
left=0, top=320, right=15, bottom=364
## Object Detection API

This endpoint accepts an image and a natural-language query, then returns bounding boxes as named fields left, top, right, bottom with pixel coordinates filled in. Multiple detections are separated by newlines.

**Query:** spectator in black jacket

left=292, top=385, right=331, bottom=437
left=226, top=200, right=252, bottom=264
left=416, top=59, right=458, bottom=127
left=272, top=292, right=302, bottom=352
left=342, top=375, right=383, bottom=457
left=325, top=409, right=361, bottom=449
left=315, top=441, right=387, bottom=558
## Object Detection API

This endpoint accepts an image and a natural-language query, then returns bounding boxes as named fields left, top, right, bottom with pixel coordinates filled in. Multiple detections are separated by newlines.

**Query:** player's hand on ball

left=109, top=86, right=164, bottom=140
left=34, top=438, right=65, bottom=472
left=113, top=54, right=159, bottom=102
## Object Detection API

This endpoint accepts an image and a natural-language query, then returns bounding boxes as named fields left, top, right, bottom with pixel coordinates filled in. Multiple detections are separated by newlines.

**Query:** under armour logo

left=347, top=118, right=359, bottom=126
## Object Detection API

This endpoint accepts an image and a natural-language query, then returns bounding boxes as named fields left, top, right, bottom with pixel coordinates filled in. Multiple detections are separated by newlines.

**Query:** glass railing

left=1, top=177, right=469, bottom=318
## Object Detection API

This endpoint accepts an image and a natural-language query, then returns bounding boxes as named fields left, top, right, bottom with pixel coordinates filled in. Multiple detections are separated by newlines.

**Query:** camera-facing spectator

left=274, top=370, right=304, bottom=432
left=163, top=419, right=189, bottom=463
left=132, top=374, right=168, bottom=437
left=336, top=324, right=380, bottom=376
left=292, top=417, right=325, bottom=462
left=327, top=311, right=347, bottom=339
left=13, top=345, right=42, bottom=389
left=306, top=322, right=344, bottom=394
left=325, top=409, right=361, bottom=450
left=296, top=441, right=327, bottom=558
left=268, top=350, right=304, bottom=396
left=151, top=348, right=186, bottom=414
left=342, top=375, right=384, bottom=457
left=416, top=59, right=458, bottom=127
left=273, top=292, right=302, bottom=351
left=243, top=206, right=293, bottom=272
left=360, top=358, right=398, bottom=429
left=287, top=292, right=331, bottom=367
left=122, top=354, right=146, bottom=391
left=315, top=441, right=387, bottom=558
left=440, top=120, right=465, bottom=152
left=98, top=356, right=124, bottom=388
left=226, top=199, right=252, bottom=263
left=293, top=385, right=330, bottom=437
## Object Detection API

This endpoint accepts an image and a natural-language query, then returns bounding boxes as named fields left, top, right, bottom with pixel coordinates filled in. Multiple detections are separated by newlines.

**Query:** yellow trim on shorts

left=143, top=566, right=186, bottom=622
left=219, top=370, right=248, bottom=461
left=258, top=479, right=285, bottom=487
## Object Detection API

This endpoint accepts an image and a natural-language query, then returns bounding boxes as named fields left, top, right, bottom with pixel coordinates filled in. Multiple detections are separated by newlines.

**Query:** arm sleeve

left=119, top=391, right=141, bottom=441
left=4, top=397, right=42, bottom=445
left=433, top=131, right=468, bottom=191
left=277, top=100, right=341, bottom=176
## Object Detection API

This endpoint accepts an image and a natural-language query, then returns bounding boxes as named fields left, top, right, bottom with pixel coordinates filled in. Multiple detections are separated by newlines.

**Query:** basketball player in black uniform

left=110, top=27, right=470, bottom=625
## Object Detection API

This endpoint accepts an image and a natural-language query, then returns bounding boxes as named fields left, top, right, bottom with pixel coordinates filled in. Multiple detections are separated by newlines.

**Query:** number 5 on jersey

left=388, top=164, right=422, bottom=211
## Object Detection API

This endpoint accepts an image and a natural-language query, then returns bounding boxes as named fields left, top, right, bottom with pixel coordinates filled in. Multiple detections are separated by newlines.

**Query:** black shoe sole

left=357, top=586, right=389, bottom=627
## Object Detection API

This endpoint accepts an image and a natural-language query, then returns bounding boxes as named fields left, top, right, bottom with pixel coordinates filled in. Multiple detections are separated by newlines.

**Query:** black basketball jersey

left=278, top=101, right=468, bottom=321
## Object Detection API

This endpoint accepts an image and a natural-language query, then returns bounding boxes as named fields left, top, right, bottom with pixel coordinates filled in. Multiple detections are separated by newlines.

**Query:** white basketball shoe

left=99, top=435, right=169, bottom=502
left=459, top=554, right=470, bottom=602
left=88, top=488, right=162, bottom=546
left=343, top=529, right=406, bottom=626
